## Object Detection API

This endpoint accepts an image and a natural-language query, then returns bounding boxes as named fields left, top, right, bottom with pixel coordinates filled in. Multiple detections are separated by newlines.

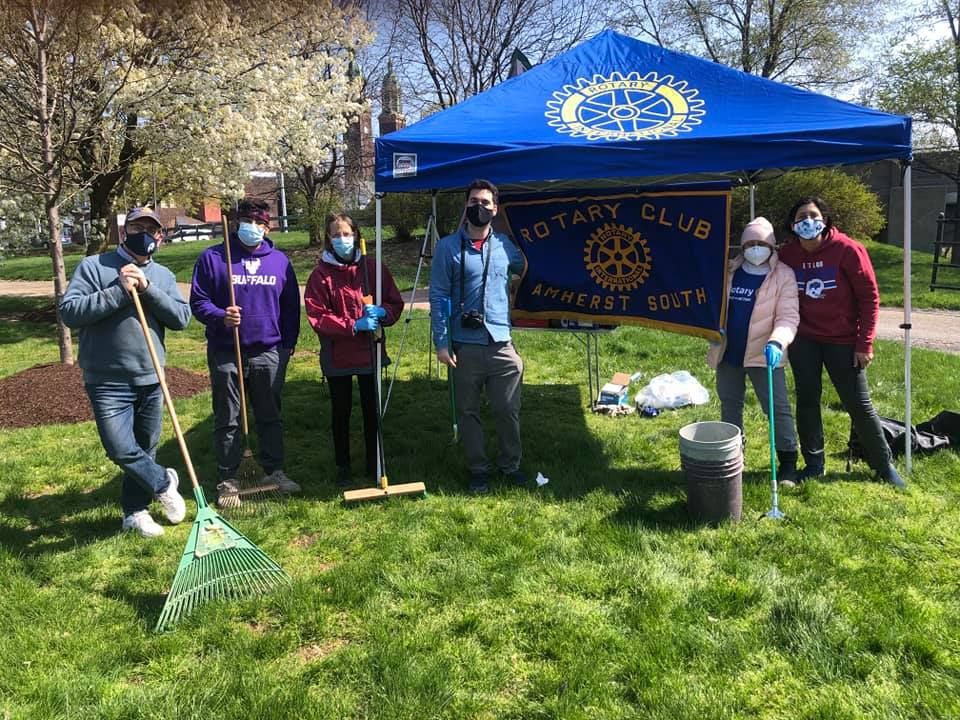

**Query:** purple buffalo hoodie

left=190, top=234, right=300, bottom=352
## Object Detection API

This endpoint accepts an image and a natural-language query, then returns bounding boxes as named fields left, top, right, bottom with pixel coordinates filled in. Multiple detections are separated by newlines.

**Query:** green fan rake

left=130, top=288, right=290, bottom=632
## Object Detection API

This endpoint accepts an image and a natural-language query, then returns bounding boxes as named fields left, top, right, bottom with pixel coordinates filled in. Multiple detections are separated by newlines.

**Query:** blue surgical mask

left=793, top=218, right=825, bottom=240
left=331, top=235, right=355, bottom=259
left=237, top=222, right=265, bottom=246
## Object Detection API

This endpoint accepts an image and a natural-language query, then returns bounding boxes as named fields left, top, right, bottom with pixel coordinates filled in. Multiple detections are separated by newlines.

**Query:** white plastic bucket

left=678, top=421, right=742, bottom=463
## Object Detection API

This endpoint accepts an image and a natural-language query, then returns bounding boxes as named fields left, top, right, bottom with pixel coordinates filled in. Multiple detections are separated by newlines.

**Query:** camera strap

left=459, top=231, right=492, bottom=316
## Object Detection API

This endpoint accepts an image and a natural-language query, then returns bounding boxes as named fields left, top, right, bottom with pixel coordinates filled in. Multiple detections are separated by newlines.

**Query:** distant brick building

left=344, top=58, right=407, bottom=208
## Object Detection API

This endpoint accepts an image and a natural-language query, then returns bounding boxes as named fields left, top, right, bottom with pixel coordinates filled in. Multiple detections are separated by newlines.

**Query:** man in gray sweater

left=60, top=207, right=192, bottom=537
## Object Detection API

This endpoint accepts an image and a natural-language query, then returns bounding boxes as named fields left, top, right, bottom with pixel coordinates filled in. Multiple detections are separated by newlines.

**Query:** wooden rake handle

left=222, top=215, right=250, bottom=436
left=131, top=287, right=201, bottom=491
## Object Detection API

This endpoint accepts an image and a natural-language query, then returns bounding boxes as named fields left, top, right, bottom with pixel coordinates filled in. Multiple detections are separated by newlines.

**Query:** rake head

left=155, top=487, right=290, bottom=632
left=217, top=450, right=286, bottom=518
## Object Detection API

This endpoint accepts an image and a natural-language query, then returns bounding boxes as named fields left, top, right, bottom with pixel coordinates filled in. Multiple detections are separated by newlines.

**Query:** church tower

left=344, top=56, right=374, bottom=207
left=378, top=60, right=406, bottom=136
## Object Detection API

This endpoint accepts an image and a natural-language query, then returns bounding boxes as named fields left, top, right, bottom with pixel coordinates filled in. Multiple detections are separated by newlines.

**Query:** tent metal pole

left=902, top=163, right=912, bottom=474
left=749, top=184, right=755, bottom=219
left=376, top=194, right=384, bottom=479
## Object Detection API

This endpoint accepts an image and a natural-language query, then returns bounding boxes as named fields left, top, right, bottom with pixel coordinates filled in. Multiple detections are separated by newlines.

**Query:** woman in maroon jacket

left=304, top=214, right=404, bottom=487
left=778, top=196, right=904, bottom=489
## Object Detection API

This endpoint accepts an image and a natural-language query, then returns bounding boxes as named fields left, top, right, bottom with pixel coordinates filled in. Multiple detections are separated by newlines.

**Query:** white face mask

left=743, top=245, right=772, bottom=266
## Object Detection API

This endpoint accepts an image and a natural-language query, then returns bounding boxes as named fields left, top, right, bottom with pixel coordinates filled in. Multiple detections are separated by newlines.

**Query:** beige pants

left=453, top=341, right=524, bottom=475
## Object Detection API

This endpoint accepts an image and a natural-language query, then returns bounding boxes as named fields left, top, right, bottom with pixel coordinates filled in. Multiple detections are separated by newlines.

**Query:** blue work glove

left=764, top=341, right=783, bottom=368
left=364, top=304, right=387, bottom=319
left=354, top=315, right=379, bottom=333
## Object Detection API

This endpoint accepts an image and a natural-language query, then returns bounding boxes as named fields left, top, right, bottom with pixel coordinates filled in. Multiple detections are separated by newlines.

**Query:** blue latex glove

left=354, top=315, right=379, bottom=333
left=364, top=304, right=387, bottom=319
left=764, top=341, right=783, bottom=368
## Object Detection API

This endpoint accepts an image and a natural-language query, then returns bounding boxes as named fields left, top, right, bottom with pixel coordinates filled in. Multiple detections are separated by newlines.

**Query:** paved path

left=2, top=279, right=958, bottom=353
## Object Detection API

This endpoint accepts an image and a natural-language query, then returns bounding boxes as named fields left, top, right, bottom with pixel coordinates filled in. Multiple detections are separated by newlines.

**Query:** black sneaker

left=469, top=472, right=490, bottom=494
left=878, top=463, right=907, bottom=490
left=336, top=465, right=352, bottom=488
left=504, top=469, right=528, bottom=487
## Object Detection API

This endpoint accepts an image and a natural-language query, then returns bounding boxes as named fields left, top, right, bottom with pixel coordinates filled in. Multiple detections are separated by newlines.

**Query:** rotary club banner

left=500, top=188, right=730, bottom=339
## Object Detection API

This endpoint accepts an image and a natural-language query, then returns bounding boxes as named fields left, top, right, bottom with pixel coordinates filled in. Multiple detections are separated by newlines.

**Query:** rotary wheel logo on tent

left=545, top=71, right=705, bottom=141
left=584, top=223, right=652, bottom=291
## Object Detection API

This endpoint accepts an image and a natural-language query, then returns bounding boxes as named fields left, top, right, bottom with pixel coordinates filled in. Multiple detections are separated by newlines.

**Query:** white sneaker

left=122, top=510, right=164, bottom=538
left=155, top=468, right=186, bottom=524
left=267, top=470, right=301, bottom=494
left=216, top=480, right=241, bottom=509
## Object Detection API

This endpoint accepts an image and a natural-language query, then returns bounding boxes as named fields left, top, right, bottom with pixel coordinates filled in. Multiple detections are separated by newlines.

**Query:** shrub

left=731, top=169, right=885, bottom=243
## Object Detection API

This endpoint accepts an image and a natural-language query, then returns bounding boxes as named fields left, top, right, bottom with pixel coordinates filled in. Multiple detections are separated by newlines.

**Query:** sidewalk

left=2, top=279, right=957, bottom=353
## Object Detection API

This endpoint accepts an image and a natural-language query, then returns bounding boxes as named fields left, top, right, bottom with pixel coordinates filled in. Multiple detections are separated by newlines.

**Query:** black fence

left=930, top=213, right=960, bottom=292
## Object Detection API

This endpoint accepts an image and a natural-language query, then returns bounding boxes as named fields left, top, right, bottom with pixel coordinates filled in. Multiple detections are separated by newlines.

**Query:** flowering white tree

left=0, top=0, right=369, bottom=362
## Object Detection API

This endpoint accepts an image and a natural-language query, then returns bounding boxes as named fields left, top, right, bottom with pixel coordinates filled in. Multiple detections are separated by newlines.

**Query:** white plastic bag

left=634, top=370, right=710, bottom=410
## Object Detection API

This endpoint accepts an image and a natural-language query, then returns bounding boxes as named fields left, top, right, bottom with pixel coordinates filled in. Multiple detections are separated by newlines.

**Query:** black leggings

left=327, top=373, right=378, bottom=473
left=789, top=336, right=891, bottom=472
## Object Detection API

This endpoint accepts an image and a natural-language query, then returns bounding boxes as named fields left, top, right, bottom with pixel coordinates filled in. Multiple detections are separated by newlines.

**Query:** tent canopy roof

left=374, top=30, right=911, bottom=193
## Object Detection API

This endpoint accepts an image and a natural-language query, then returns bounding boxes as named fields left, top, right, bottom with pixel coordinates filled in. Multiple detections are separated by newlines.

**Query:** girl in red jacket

left=304, top=214, right=404, bottom=487
left=778, top=196, right=904, bottom=489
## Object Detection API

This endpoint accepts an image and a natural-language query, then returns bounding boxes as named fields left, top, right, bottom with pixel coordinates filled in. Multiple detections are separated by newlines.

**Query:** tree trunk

left=46, top=202, right=73, bottom=364
left=34, top=8, right=73, bottom=363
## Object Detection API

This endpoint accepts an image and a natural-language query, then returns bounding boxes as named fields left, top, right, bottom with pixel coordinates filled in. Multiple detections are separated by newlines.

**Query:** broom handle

left=131, top=287, right=201, bottom=491
left=222, top=216, right=250, bottom=436
left=359, top=236, right=388, bottom=487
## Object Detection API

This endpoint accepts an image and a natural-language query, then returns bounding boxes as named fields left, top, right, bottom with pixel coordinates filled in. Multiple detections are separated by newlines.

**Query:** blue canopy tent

left=372, top=29, right=917, bottom=468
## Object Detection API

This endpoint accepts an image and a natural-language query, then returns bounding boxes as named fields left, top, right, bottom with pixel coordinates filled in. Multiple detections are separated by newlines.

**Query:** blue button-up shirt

left=430, top=228, right=526, bottom=349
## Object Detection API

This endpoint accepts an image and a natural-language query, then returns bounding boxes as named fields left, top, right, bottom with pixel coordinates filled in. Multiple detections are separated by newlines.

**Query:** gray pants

left=207, top=346, right=289, bottom=480
left=453, top=341, right=523, bottom=475
left=716, top=361, right=797, bottom=452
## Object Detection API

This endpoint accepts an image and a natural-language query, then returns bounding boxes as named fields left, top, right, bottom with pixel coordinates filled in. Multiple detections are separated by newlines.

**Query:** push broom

left=130, top=288, right=290, bottom=632
left=342, top=236, right=426, bottom=503
left=217, top=215, right=282, bottom=511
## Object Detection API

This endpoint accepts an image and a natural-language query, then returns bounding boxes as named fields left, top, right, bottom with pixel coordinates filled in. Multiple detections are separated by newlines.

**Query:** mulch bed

left=0, top=363, right=208, bottom=429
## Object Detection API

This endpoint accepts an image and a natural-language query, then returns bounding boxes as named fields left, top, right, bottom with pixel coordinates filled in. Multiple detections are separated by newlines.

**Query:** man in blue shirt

left=430, top=179, right=527, bottom=493
left=60, top=207, right=192, bottom=537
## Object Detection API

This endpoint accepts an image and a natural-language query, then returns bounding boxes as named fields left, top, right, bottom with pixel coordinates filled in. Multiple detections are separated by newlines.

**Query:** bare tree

left=377, top=0, right=595, bottom=113
left=611, top=0, right=888, bottom=89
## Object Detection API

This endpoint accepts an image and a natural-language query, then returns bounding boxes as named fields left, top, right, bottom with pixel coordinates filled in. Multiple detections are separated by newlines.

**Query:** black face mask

left=465, top=204, right=493, bottom=228
left=123, top=231, right=158, bottom=258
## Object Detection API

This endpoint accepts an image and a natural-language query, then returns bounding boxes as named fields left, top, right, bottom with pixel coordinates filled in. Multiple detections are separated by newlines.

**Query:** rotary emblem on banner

left=545, top=71, right=705, bottom=141
left=584, top=223, right=652, bottom=291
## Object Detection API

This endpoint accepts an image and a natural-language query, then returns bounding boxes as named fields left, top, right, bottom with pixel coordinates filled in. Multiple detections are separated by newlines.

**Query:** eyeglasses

left=127, top=222, right=163, bottom=235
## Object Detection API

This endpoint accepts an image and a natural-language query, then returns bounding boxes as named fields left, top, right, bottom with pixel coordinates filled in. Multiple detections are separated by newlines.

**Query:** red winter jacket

left=777, top=227, right=880, bottom=354
left=304, top=253, right=404, bottom=376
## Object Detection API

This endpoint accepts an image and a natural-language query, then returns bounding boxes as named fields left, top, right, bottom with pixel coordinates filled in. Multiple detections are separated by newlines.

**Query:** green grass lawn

left=0, top=228, right=427, bottom=292
left=1, top=297, right=959, bottom=719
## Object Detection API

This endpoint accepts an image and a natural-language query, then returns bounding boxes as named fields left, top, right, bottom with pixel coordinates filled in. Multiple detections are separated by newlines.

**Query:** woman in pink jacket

left=707, top=217, right=800, bottom=484
left=304, top=213, right=404, bottom=488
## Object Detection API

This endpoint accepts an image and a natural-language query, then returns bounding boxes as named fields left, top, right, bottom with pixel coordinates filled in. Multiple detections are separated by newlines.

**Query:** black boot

left=796, top=450, right=825, bottom=482
left=777, top=450, right=798, bottom=487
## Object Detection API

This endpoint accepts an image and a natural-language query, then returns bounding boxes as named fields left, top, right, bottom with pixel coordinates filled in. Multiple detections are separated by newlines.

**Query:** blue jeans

left=85, top=382, right=170, bottom=515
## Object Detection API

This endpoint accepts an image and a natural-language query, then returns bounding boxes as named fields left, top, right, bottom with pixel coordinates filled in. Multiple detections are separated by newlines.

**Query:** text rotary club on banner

left=501, top=190, right=730, bottom=337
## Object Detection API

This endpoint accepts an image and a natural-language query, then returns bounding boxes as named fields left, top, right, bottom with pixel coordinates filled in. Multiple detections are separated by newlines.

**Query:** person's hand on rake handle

left=120, top=264, right=149, bottom=293
left=223, top=305, right=242, bottom=328
left=764, top=341, right=783, bottom=368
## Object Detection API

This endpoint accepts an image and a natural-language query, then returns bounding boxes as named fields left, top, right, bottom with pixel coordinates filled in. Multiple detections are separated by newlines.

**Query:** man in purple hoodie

left=190, top=198, right=301, bottom=504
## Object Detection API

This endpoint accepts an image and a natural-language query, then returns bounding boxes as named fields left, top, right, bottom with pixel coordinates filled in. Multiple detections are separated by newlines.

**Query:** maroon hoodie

left=777, top=227, right=879, bottom=354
